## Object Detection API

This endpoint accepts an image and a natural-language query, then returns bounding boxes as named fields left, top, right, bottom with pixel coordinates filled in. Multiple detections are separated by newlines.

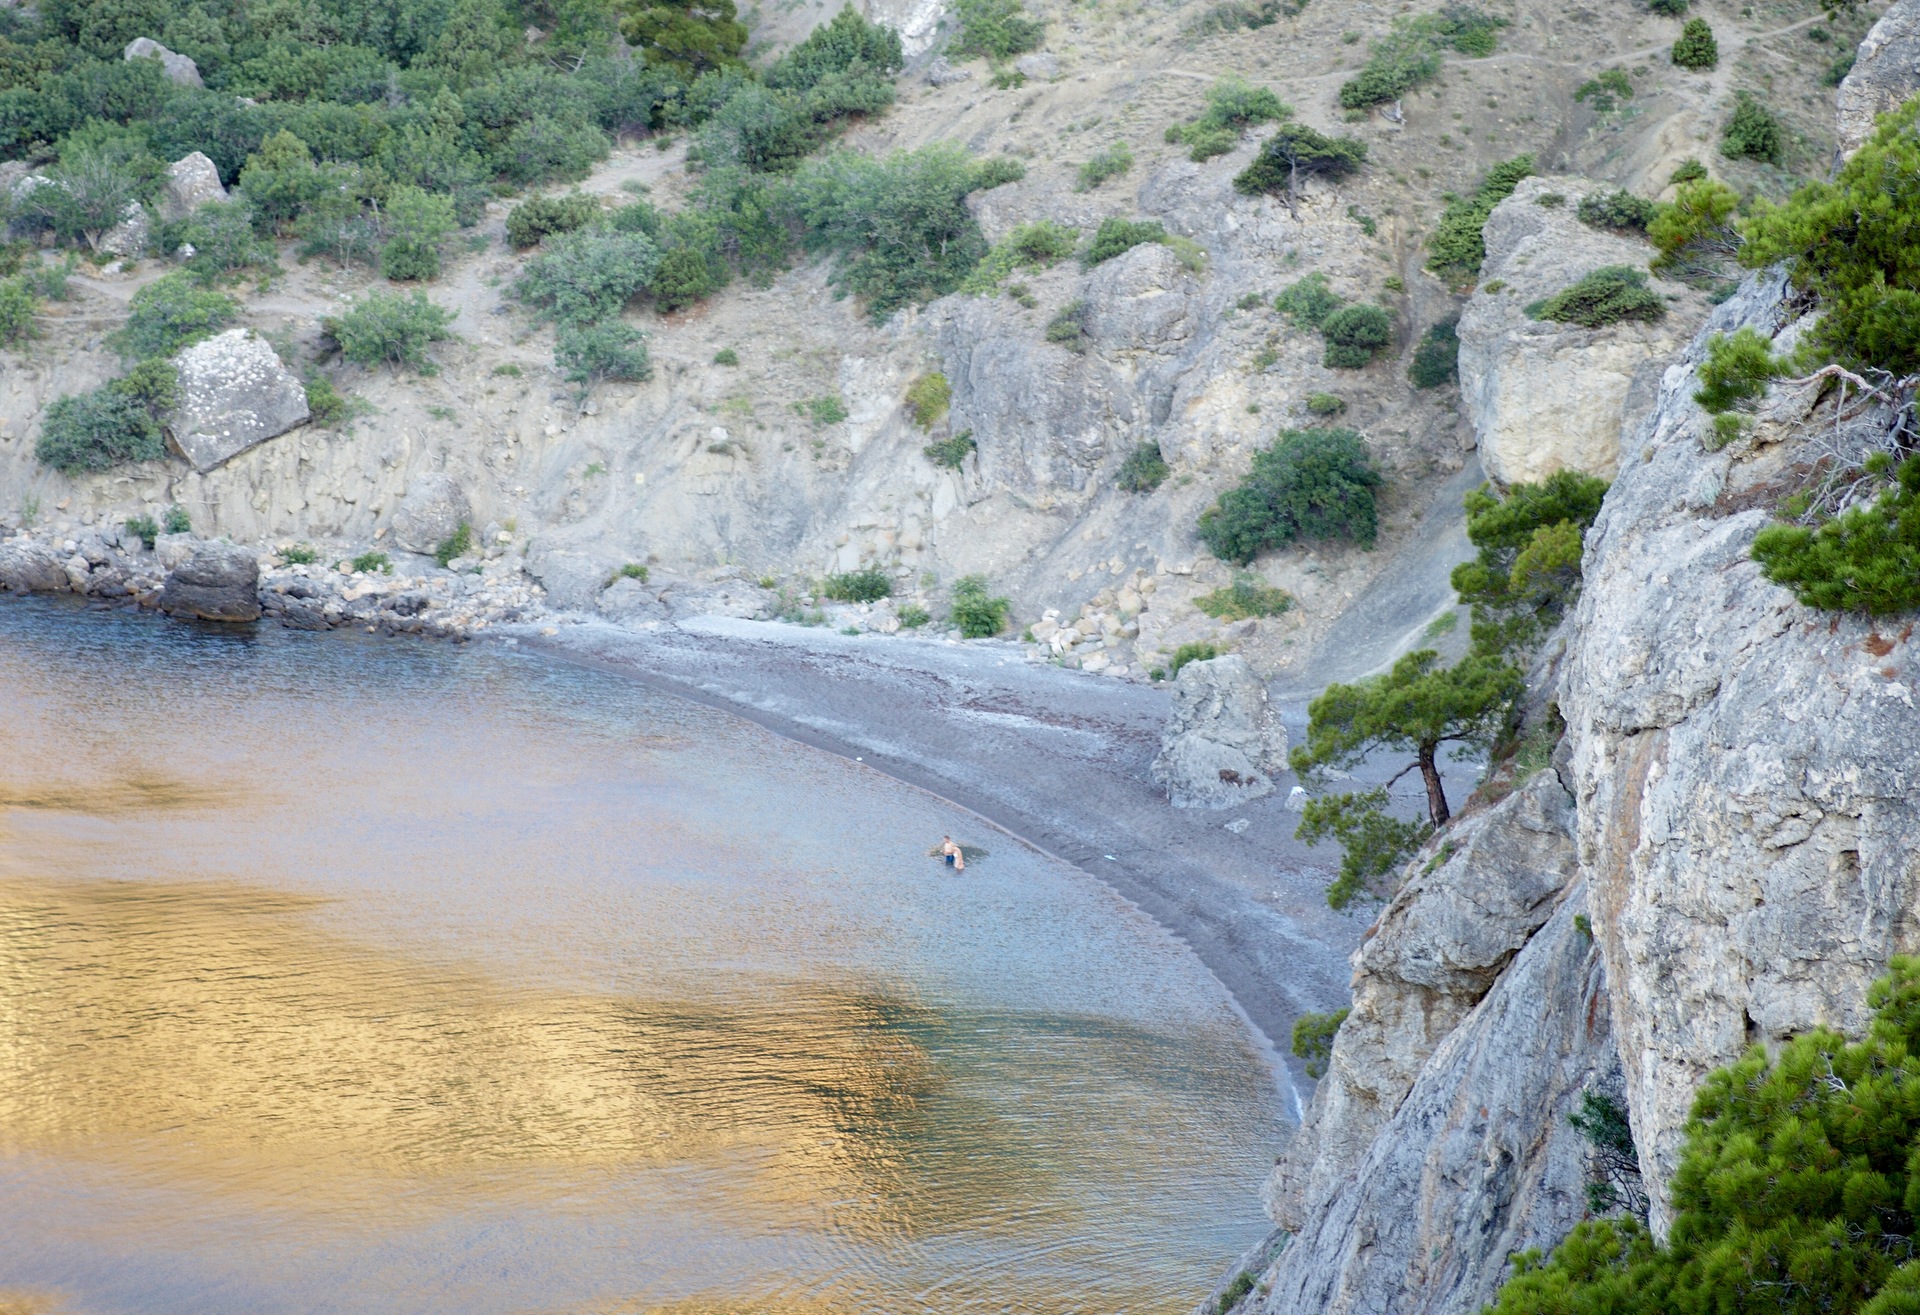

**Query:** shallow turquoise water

left=0, top=600, right=1283, bottom=1315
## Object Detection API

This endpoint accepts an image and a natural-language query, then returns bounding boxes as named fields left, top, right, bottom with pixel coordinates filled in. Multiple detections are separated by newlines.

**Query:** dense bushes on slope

left=1196, top=427, right=1384, bottom=563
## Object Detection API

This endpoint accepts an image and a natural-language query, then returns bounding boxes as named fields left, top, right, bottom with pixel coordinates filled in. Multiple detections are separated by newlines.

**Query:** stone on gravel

left=97, top=201, right=150, bottom=258
left=598, top=576, right=666, bottom=622
left=159, top=152, right=227, bottom=222
left=158, top=540, right=261, bottom=621
left=924, top=56, right=971, bottom=85
left=122, top=37, right=203, bottom=87
left=0, top=538, right=73, bottom=592
left=1836, top=0, right=1920, bottom=158
left=391, top=474, right=472, bottom=555
left=1014, top=52, right=1058, bottom=79
left=171, top=329, right=310, bottom=471
left=1151, top=654, right=1288, bottom=808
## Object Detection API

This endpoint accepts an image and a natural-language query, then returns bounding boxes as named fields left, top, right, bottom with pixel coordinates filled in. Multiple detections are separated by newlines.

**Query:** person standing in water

left=940, top=836, right=966, bottom=871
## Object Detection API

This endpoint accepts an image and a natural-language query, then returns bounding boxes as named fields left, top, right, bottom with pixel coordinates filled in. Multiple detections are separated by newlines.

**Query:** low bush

left=303, top=370, right=354, bottom=428
left=178, top=199, right=278, bottom=281
left=1577, top=188, right=1658, bottom=234
left=1167, top=640, right=1220, bottom=677
left=898, top=603, right=931, bottom=627
left=1669, top=158, right=1709, bottom=186
left=0, top=278, right=38, bottom=347
left=1198, top=427, right=1383, bottom=563
left=433, top=522, right=474, bottom=568
left=1721, top=92, right=1783, bottom=164
left=1574, top=69, right=1634, bottom=114
left=378, top=185, right=456, bottom=282
left=351, top=550, right=391, bottom=574
left=1194, top=573, right=1293, bottom=620
left=1451, top=471, right=1609, bottom=655
left=1649, top=177, right=1742, bottom=284
left=1692, top=327, right=1780, bottom=412
left=514, top=227, right=662, bottom=326
left=950, top=0, right=1045, bottom=60
left=1823, top=51, right=1857, bottom=86
left=1671, top=17, right=1718, bottom=69
left=610, top=563, right=649, bottom=584
left=713, top=348, right=740, bottom=365
left=1648, top=0, right=1686, bottom=13
left=1526, top=265, right=1666, bottom=327
left=1308, top=392, right=1348, bottom=415
left=163, top=505, right=191, bottom=535
left=1485, top=956, right=1920, bottom=1315
left=123, top=515, right=159, bottom=549
left=1166, top=76, right=1289, bottom=161
left=649, top=245, right=727, bottom=313
left=1339, top=7, right=1505, bottom=109
left=281, top=543, right=319, bottom=565
left=1409, top=318, right=1459, bottom=388
left=1274, top=272, right=1344, bottom=328
left=906, top=373, right=950, bottom=428
left=1425, top=154, right=1533, bottom=282
left=1753, top=454, right=1920, bottom=614
left=505, top=192, right=603, bottom=249
left=1076, top=142, right=1135, bottom=189
left=1045, top=299, right=1089, bottom=351
left=1321, top=303, right=1394, bottom=368
left=1290, top=1007, right=1349, bottom=1079
left=1233, top=125, right=1368, bottom=207
left=964, top=219, right=1079, bottom=291
left=110, top=273, right=237, bottom=360
left=822, top=567, right=891, bottom=602
left=924, top=429, right=978, bottom=468
left=35, top=363, right=178, bottom=473
left=324, top=290, right=455, bottom=373
left=556, top=320, right=651, bottom=391
left=950, top=575, right=1011, bottom=637
left=1082, top=217, right=1167, bottom=268
left=1117, top=442, right=1170, bottom=492
left=803, top=394, right=848, bottom=425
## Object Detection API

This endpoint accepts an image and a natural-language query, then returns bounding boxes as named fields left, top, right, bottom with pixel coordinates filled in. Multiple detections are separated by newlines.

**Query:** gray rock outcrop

left=390, top=473, right=472, bottom=555
left=97, top=201, right=150, bottom=258
left=0, top=537, right=73, bottom=592
left=122, top=38, right=203, bottom=87
left=1457, top=177, right=1701, bottom=486
left=171, top=329, right=310, bottom=471
left=524, top=543, right=614, bottom=609
left=1151, top=654, right=1288, bottom=807
left=159, top=152, right=227, bottom=222
left=158, top=540, right=261, bottom=621
left=598, top=575, right=667, bottom=622
left=1835, top=0, right=1920, bottom=158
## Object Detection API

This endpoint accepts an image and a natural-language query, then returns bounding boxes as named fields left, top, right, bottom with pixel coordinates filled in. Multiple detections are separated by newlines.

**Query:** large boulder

left=1836, top=0, right=1920, bottom=158
left=170, top=329, right=311, bottom=471
left=1457, top=176, right=1701, bottom=486
left=158, top=541, right=261, bottom=621
left=0, top=538, right=73, bottom=592
left=97, top=201, right=150, bottom=258
left=1150, top=654, right=1288, bottom=807
left=122, top=38, right=203, bottom=88
left=159, top=152, right=227, bottom=222
left=391, top=474, right=472, bottom=555
left=598, top=576, right=667, bottom=622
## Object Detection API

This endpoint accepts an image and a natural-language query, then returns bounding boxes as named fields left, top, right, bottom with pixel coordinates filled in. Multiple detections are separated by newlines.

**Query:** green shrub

left=964, top=219, right=1079, bottom=292
left=1648, top=0, right=1686, bottom=13
left=514, top=227, right=662, bottom=326
left=1692, top=327, right=1781, bottom=412
left=1576, top=188, right=1658, bottom=234
left=800, top=394, right=847, bottom=425
left=1321, top=303, right=1394, bottom=368
left=950, top=0, right=1045, bottom=60
left=1198, top=427, right=1384, bottom=563
left=906, top=373, right=951, bottom=428
left=1823, top=51, right=1856, bottom=86
left=1671, top=17, right=1717, bottom=69
left=609, top=563, right=649, bottom=584
left=1076, top=141, right=1135, bottom=189
left=1485, top=956, right=1920, bottom=1315
left=1721, top=92, right=1783, bottom=164
left=1274, top=272, right=1344, bottom=328
left=1194, top=573, right=1293, bottom=620
left=648, top=245, right=726, bottom=312
left=1167, top=640, right=1220, bottom=677
left=325, top=290, right=456, bottom=373
left=556, top=320, right=651, bottom=390
left=163, top=505, right=191, bottom=535
left=1045, top=299, right=1089, bottom=351
left=1425, top=154, right=1533, bottom=281
left=237, top=131, right=331, bottom=232
left=281, top=543, right=319, bottom=565
left=20, top=147, right=141, bottom=252
left=1740, top=96, right=1920, bottom=374
left=924, top=429, right=977, bottom=468
left=351, top=550, right=392, bottom=574
left=713, top=348, right=740, bottom=365
left=506, top=192, right=602, bottom=250
left=178, top=199, right=277, bottom=280
left=1339, top=8, right=1505, bottom=109
left=950, top=574, right=1010, bottom=637
left=1167, top=76, right=1289, bottom=161
left=898, top=603, right=931, bottom=628
left=1408, top=318, right=1459, bottom=388
left=35, top=365, right=177, bottom=472
left=1574, top=69, right=1634, bottom=113
left=123, top=514, right=159, bottom=549
left=1307, top=391, right=1348, bottom=415
left=1648, top=177, right=1741, bottom=283
left=1117, top=442, right=1170, bottom=492
left=1232, top=125, right=1368, bottom=205
left=1753, top=455, right=1920, bottom=614
left=1526, top=265, right=1666, bottom=327
left=378, top=185, right=456, bottom=282
left=1290, top=1007, right=1349, bottom=1079
left=302, top=370, right=355, bottom=428
left=1082, top=217, right=1167, bottom=268
left=110, top=273, right=237, bottom=360
left=0, top=277, right=38, bottom=347
left=1450, top=471, right=1609, bottom=656
left=1669, top=158, right=1709, bottom=186
left=434, top=522, right=474, bottom=567
left=823, top=567, right=891, bottom=602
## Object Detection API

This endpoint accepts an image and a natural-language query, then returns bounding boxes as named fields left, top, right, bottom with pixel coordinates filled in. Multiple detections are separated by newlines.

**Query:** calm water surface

left=0, top=600, right=1284, bottom=1315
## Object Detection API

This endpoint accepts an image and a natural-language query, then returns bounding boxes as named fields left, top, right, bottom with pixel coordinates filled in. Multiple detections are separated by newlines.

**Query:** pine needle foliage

left=1752, top=455, right=1920, bottom=615
left=1526, top=265, right=1666, bottom=328
left=1425, top=155, right=1534, bottom=282
left=1197, top=427, right=1384, bottom=563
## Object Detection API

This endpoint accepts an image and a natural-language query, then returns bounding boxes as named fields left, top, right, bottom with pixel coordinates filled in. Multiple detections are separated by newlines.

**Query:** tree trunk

left=1285, top=156, right=1300, bottom=220
left=1418, top=741, right=1449, bottom=828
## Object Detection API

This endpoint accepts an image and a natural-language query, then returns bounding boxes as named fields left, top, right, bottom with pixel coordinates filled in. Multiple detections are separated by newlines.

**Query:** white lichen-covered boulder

left=170, top=329, right=311, bottom=472
left=1457, top=176, right=1701, bottom=486
left=159, top=152, right=228, bottom=222
left=97, top=201, right=150, bottom=257
left=1151, top=654, right=1288, bottom=808
left=122, top=37, right=203, bottom=87
left=1836, top=0, right=1920, bottom=158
